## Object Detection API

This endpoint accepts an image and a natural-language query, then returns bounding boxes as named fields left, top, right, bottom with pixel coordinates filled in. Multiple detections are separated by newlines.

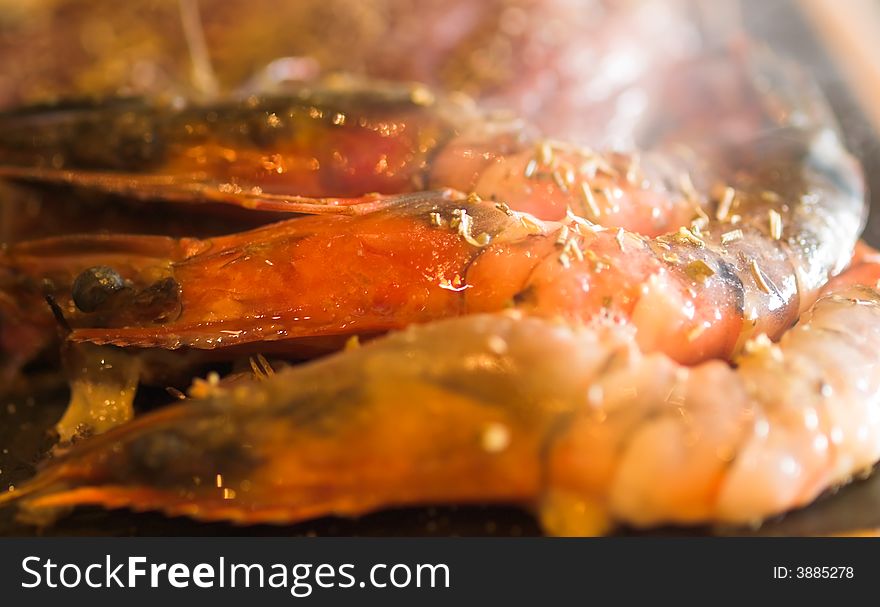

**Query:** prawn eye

left=71, top=266, right=126, bottom=313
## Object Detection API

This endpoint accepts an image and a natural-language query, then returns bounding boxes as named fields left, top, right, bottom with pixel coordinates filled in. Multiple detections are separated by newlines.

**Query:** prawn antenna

left=179, top=0, right=220, bottom=99
left=44, top=294, right=72, bottom=337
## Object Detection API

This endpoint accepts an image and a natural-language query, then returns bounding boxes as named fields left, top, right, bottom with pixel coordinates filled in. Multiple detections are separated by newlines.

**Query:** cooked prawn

left=1, top=83, right=863, bottom=372
left=0, top=79, right=687, bottom=234
left=0, top=42, right=862, bottom=374
left=4, top=269, right=880, bottom=533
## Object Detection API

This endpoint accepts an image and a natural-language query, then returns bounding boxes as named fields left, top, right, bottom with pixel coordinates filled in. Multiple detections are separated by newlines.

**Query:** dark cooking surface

left=3, top=0, right=880, bottom=536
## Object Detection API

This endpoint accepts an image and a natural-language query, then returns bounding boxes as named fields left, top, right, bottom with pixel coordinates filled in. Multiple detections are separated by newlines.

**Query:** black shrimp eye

left=71, top=266, right=126, bottom=313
